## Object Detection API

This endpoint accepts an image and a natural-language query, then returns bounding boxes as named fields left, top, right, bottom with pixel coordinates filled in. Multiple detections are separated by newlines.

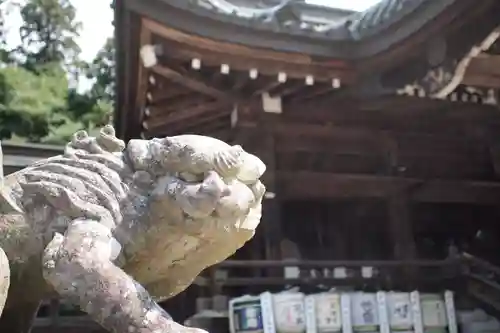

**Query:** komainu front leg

left=0, top=247, right=9, bottom=316
left=0, top=247, right=42, bottom=333
left=42, top=219, right=207, bottom=333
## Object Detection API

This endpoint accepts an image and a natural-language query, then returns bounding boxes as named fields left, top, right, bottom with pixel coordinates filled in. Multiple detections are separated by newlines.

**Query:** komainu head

left=16, top=125, right=266, bottom=299
left=123, top=132, right=267, bottom=299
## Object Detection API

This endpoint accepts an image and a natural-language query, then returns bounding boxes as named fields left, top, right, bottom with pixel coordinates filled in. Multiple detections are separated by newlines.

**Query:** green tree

left=0, top=0, right=18, bottom=63
left=69, top=36, right=116, bottom=131
left=86, top=36, right=115, bottom=102
left=64, top=37, right=115, bottom=130
left=19, top=0, right=81, bottom=73
left=0, top=65, right=81, bottom=142
left=66, top=88, right=112, bottom=128
left=0, top=1, right=7, bottom=56
left=0, top=0, right=114, bottom=145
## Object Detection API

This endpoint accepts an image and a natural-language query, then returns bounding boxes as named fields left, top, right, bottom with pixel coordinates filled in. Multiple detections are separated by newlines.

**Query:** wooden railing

left=462, top=252, right=500, bottom=316
left=196, top=258, right=461, bottom=290
left=32, top=255, right=500, bottom=331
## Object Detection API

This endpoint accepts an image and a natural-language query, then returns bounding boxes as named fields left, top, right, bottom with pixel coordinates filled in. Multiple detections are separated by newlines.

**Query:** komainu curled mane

left=0, top=125, right=266, bottom=333
left=17, top=126, right=128, bottom=230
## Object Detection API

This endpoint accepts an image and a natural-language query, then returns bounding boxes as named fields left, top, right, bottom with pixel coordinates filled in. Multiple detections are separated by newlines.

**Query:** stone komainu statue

left=0, top=125, right=266, bottom=333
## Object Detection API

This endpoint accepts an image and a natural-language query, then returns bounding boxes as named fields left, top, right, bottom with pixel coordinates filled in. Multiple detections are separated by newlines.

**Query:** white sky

left=4, top=0, right=380, bottom=90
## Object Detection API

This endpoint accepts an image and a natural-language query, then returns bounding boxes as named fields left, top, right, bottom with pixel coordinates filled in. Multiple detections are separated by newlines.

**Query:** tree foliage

left=86, top=36, right=115, bottom=102
left=19, top=0, right=81, bottom=71
left=0, top=0, right=115, bottom=145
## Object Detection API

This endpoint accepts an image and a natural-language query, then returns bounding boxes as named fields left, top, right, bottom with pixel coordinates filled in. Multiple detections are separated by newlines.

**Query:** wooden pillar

left=234, top=105, right=283, bottom=274
left=259, top=130, right=282, bottom=263
left=388, top=191, right=417, bottom=286
left=384, top=133, right=417, bottom=262
left=488, top=139, right=500, bottom=178
left=249, top=131, right=282, bottom=279
left=388, top=192, right=416, bottom=259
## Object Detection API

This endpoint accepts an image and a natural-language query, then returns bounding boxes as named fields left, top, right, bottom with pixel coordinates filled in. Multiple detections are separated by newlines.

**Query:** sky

left=4, top=0, right=380, bottom=90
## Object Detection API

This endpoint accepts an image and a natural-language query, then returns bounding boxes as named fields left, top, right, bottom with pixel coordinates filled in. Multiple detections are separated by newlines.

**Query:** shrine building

left=27, top=0, right=500, bottom=331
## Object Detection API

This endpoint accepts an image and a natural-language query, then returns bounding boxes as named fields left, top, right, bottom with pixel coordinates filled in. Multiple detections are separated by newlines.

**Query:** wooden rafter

left=230, top=73, right=249, bottom=92
left=150, top=64, right=234, bottom=101
left=146, top=85, right=190, bottom=105
left=251, top=80, right=283, bottom=97
left=288, top=84, right=335, bottom=102
left=146, top=95, right=212, bottom=120
left=269, top=81, right=307, bottom=98
left=143, top=100, right=231, bottom=134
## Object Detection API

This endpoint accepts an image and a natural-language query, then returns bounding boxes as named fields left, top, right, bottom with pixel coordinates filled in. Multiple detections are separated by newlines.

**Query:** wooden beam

left=240, top=121, right=487, bottom=157
left=286, top=95, right=499, bottom=116
left=462, top=74, right=500, bottom=89
left=147, top=86, right=190, bottom=105
left=278, top=171, right=500, bottom=204
left=217, top=259, right=455, bottom=268
left=150, top=64, right=234, bottom=101
left=280, top=98, right=500, bottom=134
left=146, top=95, right=212, bottom=120
left=156, top=40, right=351, bottom=82
left=240, top=96, right=500, bottom=135
left=278, top=151, right=488, bottom=180
left=240, top=121, right=491, bottom=179
left=143, top=18, right=352, bottom=69
left=411, top=180, right=500, bottom=204
left=467, top=54, right=500, bottom=76
left=279, top=171, right=418, bottom=199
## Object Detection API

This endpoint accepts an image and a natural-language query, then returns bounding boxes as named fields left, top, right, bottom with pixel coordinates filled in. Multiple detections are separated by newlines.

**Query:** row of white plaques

left=229, top=291, right=457, bottom=333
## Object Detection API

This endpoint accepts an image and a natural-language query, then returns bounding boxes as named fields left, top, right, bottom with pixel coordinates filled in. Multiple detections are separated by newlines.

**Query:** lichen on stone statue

left=0, top=125, right=266, bottom=333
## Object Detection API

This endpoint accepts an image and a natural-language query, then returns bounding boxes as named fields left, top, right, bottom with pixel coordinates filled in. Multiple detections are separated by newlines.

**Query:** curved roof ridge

left=156, top=0, right=459, bottom=42
left=346, top=0, right=448, bottom=40
left=203, top=0, right=293, bottom=19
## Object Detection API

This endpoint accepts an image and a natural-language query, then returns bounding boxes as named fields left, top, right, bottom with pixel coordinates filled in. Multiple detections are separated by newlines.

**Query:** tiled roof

left=177, top=0, right=453, bottom=41
left=348, top=0, right=434, bottom=40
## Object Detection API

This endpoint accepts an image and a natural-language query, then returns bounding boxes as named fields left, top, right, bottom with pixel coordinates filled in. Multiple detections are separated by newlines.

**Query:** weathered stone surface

left=0, top=125, right=266, bottom=332
left=0, top=247, right=8, bottom=316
